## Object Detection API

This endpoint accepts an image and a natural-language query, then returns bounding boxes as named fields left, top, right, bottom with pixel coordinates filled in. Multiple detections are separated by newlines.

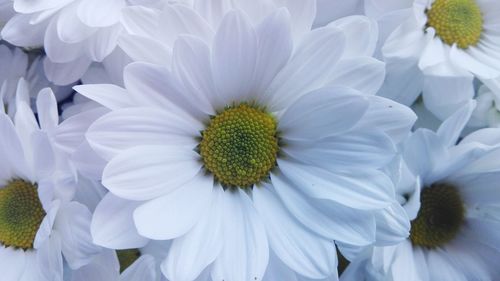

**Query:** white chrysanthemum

left=0, top=0, right=170, bottom=85
left=362, top=0, right=500, bottom=120
left=0, top=83, right=101, bottom=280
left=76, top=6, right=416, bottom=281
left=342, top=101, right=500, bottom=281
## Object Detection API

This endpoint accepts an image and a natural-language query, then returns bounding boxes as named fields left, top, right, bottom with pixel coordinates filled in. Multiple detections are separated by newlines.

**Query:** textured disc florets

left=0, top=179, right=46, bottom=250
left=426, top=0, right=483, bottom=49
left=200, top=103, right=279, bottom=188
left=410, top=182, right=465, bottom=248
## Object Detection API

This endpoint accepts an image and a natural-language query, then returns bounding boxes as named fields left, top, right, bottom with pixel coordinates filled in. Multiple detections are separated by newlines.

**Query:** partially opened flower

left=78, top=6, right=416, bottom=281
left=365, top=0, right=500, bottom=120
left=0, top=83, right=101, bottom=280
left=342, top=101, right=500, bottom=281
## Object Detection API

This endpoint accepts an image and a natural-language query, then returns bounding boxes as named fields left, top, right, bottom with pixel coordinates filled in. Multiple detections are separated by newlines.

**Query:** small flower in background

left=342, top=101, right=500, bottom=280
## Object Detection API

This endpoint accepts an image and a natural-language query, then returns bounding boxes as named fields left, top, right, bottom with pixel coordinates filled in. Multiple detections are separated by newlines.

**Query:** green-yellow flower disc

left=426, top=0, right=483, bottom=49
left=200, top=103, right=279, bottom=188
left=410, top=183, right=465, bottom=248
left=0, top=179, right=46, bottom=250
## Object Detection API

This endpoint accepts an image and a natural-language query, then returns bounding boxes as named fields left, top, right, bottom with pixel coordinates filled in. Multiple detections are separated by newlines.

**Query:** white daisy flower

left=0, top=84, right=101, bottom=280
left=363, top=0, right=500, bottom=120
left=342, top=100, right=500, bottom=281
left=77, top=6, right=416, bottom=281
left=0, top=0, right=169, bottom=85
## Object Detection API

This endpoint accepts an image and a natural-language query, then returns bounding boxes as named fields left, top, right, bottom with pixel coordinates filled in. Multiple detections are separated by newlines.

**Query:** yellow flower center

left=199, top=103, right=279, bottom=188
left=410, top=183, right=465, bottom=248
left=0, top=179, right=46, bottom=250
left=426, top=0, right=483, bottom=49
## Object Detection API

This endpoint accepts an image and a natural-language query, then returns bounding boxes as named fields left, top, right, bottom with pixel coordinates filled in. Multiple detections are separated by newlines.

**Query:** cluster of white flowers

left=0, top=0, right=499, bottom=280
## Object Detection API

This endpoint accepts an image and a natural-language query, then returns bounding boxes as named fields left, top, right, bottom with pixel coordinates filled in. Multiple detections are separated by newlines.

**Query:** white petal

left=36, top=88, right=59, bottom=131
left=121, top=255, right=156, bottom=281
left=377, top=57, right=424, bottom=106
left=253, top=8, right=293, bottom=100
left=389, top=240, right=419, bottom=281
left=19, top=252, right=38, bottom=281
left=0, top=247, right=26, bottom=280
left=281, top=0, right=316, bottom=40
left=352, top=95, right=417, bottom=144
left=73, top=84, right=133, bottom=110
left=327, top=15, right=378, bottom=57
left=427, top=250, right=467, bottom=281
left=78, top=0, right=124, bottom=27
left=422, top=73, right=474, bottom=120
left=57, top=3, right=96, bottom=44
left=71, top=141, right=108, bottom=180
left=436, top=100, right=475, bottom=147
left=284, top=130, right=396, bottom=170
left=91, top=193, right=149, bottom=249
left=14, top=102, right=39, bottom=168
left=44, top=16, right=85, bottom=63
left=121, top=6, right=160, bottom=38
left=71, top=250, right=119, bottom=281
left=43, top=56, right=92, bottom=86
left=277, top=159, right=393, bottom=210
left=102, top=145, right=201, bottom=200
left=279, top=87, right=369, bottom=141
left=267, top=26, right=346, bottom=109
left=327, top=57, right=385, bottom=95
left=450, top=46, right=500, bottom=79
left=193, top=0, right=232, bottom=28
left=84, top=25, right=121, bottom=62
left=162, top=186, right=224, bottom=281
left=212, top=189, right=269, bottom=281
left=133, top=173, right=213, bottom=239
left=123, top=62, right=197, bottom=117
left=14, top=0, right=72, bottom=13
left=1, top=14, right=46, bottom=47
left=87, top=107, right=199, bottom=160
left=34, top=200, right=60, bottom=248
left=31, top=131, right=55, bottom=180
left=54, top=108, right=108, bottom=154
left=272, top=172, right=376, bottom=245
left=262, top=251, right=299, bottom=281
left=160, top=4, right=214, bottom=46
left=55, top=202, right=101, bottom=269
left=172, top=35, right=218, bottom=114
left=402, top=129, right=447, bottom=180
left=211, top=10, right=257, bottom=104
left=418, top=36, right=446, bottom=71
left=0, top=113, right=30, bottom=180
left=253, top=186, right=337, bottom=279
left=374, top=203, right=410, bottom=246
left=118, top=33, right=172, bottom=65
left=382, top=18, right=425, bottom=60
left=37, top=233, right=63, bottom=281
